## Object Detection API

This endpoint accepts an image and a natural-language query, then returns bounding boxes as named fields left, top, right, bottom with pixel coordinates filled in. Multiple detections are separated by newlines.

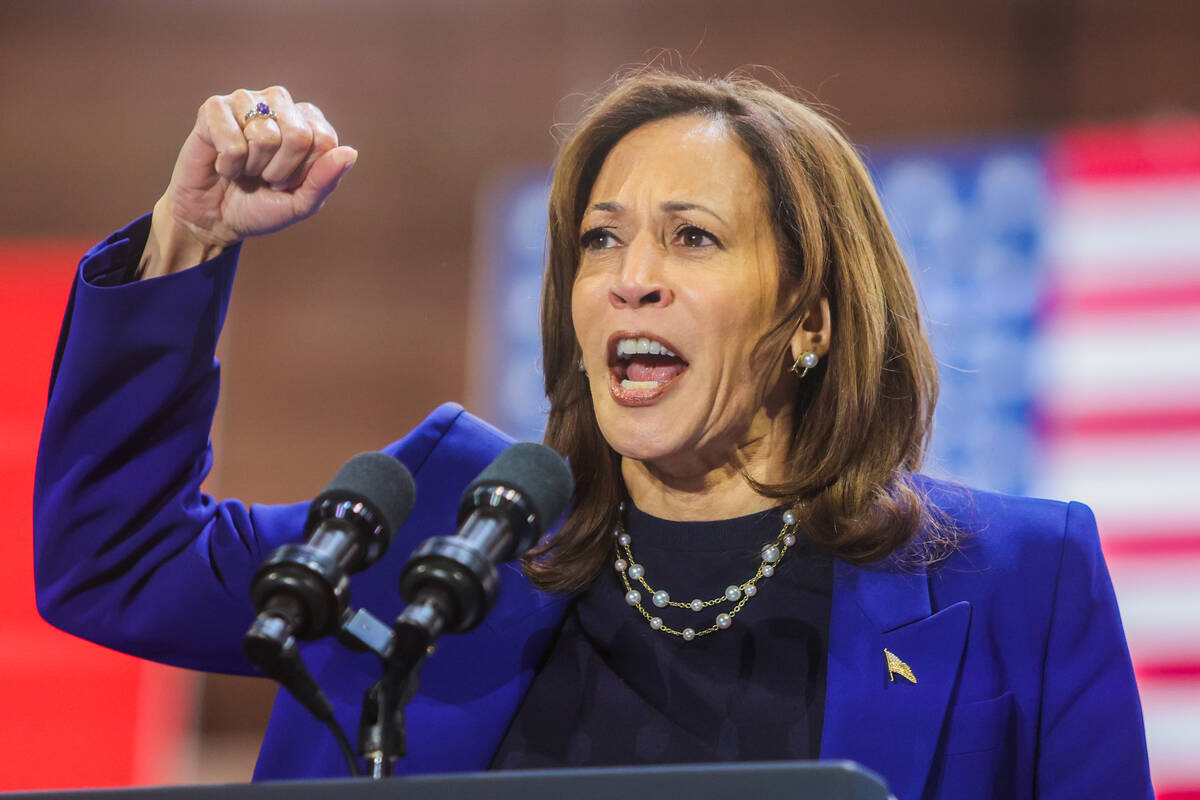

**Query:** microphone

left=248, top=452, right=416, bottom=641
left=396, top=442, right=573, bottom=638
left=243, top=452, right=414, bottom=776
left=347, top=443, right=570, bottom=778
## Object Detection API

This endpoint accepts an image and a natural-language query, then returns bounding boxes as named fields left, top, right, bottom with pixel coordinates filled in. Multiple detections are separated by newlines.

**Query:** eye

left=673, top=225, right=721, bottom=249
left=580, top=227, right=620, bottom=251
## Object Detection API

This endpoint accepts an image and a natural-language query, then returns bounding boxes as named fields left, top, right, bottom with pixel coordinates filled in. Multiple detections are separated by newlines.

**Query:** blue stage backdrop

left=870, top=138, right=1047, bottom=495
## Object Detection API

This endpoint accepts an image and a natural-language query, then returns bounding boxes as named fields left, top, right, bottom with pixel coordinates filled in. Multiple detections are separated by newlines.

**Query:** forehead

left=587, top=114, right=767, bottom=221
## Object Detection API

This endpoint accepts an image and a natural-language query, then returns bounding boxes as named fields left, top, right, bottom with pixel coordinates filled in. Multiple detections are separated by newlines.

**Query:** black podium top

left=7, top=762, right=890, bottom=800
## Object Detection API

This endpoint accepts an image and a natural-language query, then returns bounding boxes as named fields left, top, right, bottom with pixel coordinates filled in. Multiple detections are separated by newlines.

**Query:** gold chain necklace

left=613, top=504, right=799, bottom=641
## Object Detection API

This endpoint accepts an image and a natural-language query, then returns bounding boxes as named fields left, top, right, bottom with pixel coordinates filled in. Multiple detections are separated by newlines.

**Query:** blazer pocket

left=943, top=691, right=1014, bottom=756
left=928, top=693, right=1016, bottom=799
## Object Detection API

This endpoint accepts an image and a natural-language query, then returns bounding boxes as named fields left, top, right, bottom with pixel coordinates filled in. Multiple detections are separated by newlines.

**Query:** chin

left=593, top=403, right=697, bottom=465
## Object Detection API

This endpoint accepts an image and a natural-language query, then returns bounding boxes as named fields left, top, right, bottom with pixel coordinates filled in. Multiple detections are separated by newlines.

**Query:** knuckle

left=231, top=88, right=254, bottom=103
left=265, top=84, right=292, bottom=100
left=296, top=101, right=325, bottom=120
left=199, top=94, right=228, bottom=121
left=280, top=125, right=314, bottom=152
left=245, top=127, right=281, bottom=148
left=312, top=130, right=337, bottom=151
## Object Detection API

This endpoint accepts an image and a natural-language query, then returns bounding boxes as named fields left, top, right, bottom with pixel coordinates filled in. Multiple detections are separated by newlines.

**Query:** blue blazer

left=34, top=217, right=1152, bottom=799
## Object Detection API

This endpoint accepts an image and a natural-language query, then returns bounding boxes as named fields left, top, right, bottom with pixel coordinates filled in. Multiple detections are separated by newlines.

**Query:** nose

left=609, top=237, right=674, bottom=310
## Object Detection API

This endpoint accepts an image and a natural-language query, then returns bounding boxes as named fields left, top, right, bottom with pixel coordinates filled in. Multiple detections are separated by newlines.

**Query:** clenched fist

left=140, top=86, right=357, bottom=279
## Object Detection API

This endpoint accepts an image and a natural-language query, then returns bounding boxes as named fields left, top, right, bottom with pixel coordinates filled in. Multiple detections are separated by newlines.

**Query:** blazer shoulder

left=913, top=475, right=1099, bottom=592
left=387, top=402, right=515, bottom=478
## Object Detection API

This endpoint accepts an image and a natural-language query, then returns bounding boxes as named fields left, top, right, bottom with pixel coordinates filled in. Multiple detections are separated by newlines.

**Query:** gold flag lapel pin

left=884, top=648, right=917, bottom=684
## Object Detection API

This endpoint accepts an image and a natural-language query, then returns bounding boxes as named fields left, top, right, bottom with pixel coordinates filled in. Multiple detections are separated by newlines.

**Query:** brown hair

left=526, top=68, right=944, bottom=592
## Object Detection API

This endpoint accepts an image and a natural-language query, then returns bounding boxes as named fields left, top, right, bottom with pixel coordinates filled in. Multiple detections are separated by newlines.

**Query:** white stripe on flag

left=1033, top=432, right=1200, bottom=523
left=1036, top=309, right=1200, bottom=404
left=1108, top=557, right=1200, bottom=663
left=1140, top=684, right=1200, bottom=787
left=1049, top=178, right=1200, bottom=271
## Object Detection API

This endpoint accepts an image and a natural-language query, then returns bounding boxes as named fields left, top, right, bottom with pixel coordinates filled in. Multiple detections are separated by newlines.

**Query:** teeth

left=616, top=337, right=677, bottom=358
left=621, top=379, right=661, bottom=390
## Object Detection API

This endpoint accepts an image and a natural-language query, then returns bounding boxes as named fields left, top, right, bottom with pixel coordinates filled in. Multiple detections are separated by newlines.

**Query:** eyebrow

left=586, top=200, right=727, bottom=224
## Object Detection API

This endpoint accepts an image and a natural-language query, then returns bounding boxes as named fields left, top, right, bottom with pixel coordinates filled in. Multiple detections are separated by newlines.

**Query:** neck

left=623, top=463, right=776, bottom=521
left=621, top=429, right=791, bottom=523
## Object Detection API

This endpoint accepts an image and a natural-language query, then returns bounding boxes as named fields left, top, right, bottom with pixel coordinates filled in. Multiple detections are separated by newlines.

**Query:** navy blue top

left=491, top=503, right=833, bottom=768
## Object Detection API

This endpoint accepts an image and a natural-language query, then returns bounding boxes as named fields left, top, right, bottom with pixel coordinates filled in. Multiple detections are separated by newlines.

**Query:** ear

left=789, top=296, right=832, bottom=363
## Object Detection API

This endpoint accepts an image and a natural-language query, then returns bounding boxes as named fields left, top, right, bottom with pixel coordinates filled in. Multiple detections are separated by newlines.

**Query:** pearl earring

left=789, top=351, right=819, bottom=379
left=578, top=359, right=587, bottom=373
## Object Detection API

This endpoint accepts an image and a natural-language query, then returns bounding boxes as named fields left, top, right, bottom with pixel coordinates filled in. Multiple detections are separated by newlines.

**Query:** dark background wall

left=4, top=0, right=1197, bottom=781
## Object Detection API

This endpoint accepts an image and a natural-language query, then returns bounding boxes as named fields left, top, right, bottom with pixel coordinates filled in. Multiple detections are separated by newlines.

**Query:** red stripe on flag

left=1043, top=279, right=1200, bottom=317
left=1100, top=534, right=1200, bottom=559
left=1157, top=790, right=1200, bottom=800
left=1136, top=662, right=1200, bottom=682
left=1036, top=407, right=1200, bottom=438
left=1049, top=120, right=1200, bottom=182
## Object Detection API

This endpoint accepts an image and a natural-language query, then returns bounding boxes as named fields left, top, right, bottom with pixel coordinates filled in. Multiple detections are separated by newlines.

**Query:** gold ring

left=243, top=102, right=278, bottom=124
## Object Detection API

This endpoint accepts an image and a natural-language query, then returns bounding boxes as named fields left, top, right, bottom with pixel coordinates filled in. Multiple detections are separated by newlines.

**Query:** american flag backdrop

left=870, top=119, right=1200, bottom=798
left=1037, top=121, right=1200, bottom=799
left=472, top=118, right=1200, bottom=796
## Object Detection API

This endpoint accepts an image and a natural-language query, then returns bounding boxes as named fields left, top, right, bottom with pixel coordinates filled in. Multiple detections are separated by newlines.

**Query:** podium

left=5, top=762, right=890, bottom=800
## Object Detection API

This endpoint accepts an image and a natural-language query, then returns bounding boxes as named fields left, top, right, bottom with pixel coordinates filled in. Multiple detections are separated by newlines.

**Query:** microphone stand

left=339, top=515, right=510, bottom=776
left=338, top=589, right=452, bottom=777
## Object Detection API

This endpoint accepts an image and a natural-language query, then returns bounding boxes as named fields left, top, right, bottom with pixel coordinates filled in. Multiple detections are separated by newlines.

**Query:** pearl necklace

left=613, top=505, right=799, bottom=641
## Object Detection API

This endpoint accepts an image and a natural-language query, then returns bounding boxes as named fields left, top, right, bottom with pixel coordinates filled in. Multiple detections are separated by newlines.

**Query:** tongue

left=626, top=355, right=687, bottom=383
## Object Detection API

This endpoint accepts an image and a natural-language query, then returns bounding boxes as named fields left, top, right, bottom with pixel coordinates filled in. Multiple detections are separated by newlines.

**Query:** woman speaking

left=33, top=70, right=1152, bottom=798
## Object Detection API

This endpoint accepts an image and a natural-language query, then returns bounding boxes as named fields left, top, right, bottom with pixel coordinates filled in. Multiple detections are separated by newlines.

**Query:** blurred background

left=2, top=0, right=1199, bottom=795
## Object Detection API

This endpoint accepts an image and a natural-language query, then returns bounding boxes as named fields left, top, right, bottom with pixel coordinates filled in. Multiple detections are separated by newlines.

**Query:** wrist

left=138, top=195, right=235, bottom=280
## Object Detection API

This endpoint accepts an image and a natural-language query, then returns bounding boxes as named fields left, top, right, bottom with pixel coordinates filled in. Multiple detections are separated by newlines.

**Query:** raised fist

left=142, top=86, right=356, bottom=278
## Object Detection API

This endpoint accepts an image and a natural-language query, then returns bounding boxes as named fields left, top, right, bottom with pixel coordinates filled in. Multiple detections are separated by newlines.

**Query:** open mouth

left=606, top=333, right=690, bottom=405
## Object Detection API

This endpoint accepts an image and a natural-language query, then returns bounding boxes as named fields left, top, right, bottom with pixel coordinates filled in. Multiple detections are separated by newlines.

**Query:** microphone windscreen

left=463, top=442, right=574, bottom=531
left=312, top=452, right=416, bottom=537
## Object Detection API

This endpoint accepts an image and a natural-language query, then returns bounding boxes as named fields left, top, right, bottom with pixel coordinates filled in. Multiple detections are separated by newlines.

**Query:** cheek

left=684, top=283, right=772, bottom=361
left=570, top=277, right=607, bottom=361
left=569, top=280, right=588, bottom=339
left=710, top=303, right=783, bottom=403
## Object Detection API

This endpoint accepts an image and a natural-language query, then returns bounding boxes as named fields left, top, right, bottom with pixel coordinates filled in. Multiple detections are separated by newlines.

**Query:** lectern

left=6, top=761, right=890, bottom=800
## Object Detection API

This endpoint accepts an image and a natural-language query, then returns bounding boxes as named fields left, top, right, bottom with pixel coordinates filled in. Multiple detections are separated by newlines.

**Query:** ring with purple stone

left=242, top=102, right=278, bottom=124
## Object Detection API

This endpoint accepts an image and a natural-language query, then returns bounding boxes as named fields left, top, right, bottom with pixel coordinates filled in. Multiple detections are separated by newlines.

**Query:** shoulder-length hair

left=526, top=69, right=942, bottom=592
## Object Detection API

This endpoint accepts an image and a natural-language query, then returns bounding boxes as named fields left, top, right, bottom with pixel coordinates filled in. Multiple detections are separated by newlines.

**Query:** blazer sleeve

left=32, top=214, right=283, bottom=673
left=1035, top=500, right=1153, bottom=798
left=32, top=216, right=512, bottom=687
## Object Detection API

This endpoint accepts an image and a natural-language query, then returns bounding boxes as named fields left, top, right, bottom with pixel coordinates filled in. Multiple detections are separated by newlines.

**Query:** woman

left=33, top=71, right=1151, bottom=798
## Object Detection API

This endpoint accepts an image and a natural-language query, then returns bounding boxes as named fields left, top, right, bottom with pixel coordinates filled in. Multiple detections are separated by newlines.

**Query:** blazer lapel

left=820, top=559, right=971, bottom=800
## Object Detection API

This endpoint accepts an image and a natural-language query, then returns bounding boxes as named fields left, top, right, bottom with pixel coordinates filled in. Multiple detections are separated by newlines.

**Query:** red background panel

left=0, top=242, right=191, bottom=790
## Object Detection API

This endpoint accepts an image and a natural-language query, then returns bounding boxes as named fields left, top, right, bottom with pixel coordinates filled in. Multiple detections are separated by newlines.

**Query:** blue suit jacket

left=34, top=217, right=1152, bottom=799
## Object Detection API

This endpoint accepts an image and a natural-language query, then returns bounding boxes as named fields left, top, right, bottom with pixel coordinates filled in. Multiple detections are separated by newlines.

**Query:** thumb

left=292, top=146, right=358, bottom=218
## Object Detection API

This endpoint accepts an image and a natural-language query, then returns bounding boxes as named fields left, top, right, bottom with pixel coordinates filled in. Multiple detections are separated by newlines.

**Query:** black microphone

left=396, top=442, right=573, bottom=639
left=242, top=453, right=414, bottom=776
left=248, top=452, right=416, bottom=641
